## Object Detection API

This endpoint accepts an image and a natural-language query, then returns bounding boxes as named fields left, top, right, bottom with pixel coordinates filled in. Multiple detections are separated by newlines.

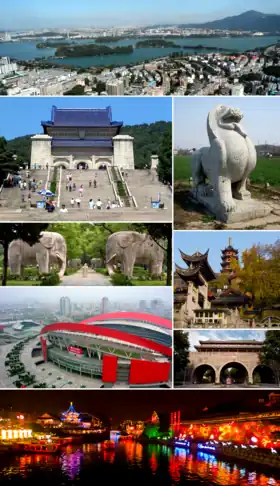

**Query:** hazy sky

left=174, top=97, right=280, bottom=149
left=186, top=330, right=266, bottom=350
left=0, top=98, right=171, bottom=140
left=1, top=1, right=280, bottom=30
left=174, top=230, right=280, bottom=272
left=0, top=286, right=172, bottom=305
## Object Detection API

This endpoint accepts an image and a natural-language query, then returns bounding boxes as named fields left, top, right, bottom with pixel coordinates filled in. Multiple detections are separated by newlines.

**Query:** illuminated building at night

left=39, top=312, right=172, bottom=387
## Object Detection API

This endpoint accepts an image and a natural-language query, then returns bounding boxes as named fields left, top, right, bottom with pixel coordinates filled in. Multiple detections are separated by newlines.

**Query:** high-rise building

left=150, top=299, right=163, bottom=315
left=106, top=80, right=124, bottom=96
left=60, top=297, right=72, bottom=317
left=101, top=297, right=110, bottom=314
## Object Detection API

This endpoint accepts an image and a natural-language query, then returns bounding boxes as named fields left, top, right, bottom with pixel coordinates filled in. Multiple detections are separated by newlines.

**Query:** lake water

left=0, top=36, right=279, bottom=68
left=0, top=441, right=280, bottom=486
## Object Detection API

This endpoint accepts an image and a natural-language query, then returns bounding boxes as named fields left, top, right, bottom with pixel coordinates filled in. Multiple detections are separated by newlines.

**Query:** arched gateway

left=189, top=339, right=275, bottom=385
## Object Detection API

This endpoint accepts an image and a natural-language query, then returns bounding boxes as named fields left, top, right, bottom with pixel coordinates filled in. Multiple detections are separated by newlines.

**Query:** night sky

left=0, top=390, right=275, bottom=425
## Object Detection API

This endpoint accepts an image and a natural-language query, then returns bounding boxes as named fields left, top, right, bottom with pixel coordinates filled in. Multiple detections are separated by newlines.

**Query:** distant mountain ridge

left=180, top=10, right=280, bottom=32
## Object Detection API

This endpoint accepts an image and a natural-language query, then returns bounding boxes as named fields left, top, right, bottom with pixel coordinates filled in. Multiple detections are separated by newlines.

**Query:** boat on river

left=12, top=441, right=60, bottom=454
left=103, top=440, right=115, bottom=450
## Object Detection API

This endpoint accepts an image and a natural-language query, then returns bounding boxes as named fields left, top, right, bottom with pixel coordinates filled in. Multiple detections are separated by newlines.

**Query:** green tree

left=157, top=126, right=172, bottom=185
left=96, top=81, right=106, bottom=94
left=174, top=331, right=190, bottom=384
left=0, top=223, right=48, bottom=286
left=260, top=331, right=280, bottom=365
left=64, top=85, right=85, bottom=95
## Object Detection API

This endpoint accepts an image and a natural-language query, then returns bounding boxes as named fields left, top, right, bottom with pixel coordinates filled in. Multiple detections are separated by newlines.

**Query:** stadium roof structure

left=80, top=312, right=172, bottom=329
left=41, top=322, right=172, bottom=358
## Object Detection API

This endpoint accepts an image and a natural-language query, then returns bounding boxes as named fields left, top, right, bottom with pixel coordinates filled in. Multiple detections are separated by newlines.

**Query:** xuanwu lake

left=0, top=36, right=279, bottom=68
left=0, top=441, right=280, bottom=486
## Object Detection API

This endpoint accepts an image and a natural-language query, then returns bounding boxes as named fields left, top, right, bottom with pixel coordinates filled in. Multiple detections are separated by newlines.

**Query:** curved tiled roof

left=41, top=322, right=171, bottom=357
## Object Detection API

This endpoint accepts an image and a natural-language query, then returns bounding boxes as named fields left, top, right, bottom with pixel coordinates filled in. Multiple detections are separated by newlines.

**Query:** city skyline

left=174, top=97, right=280, bottom=149
left=0, top=390, right=272, bottom=421
left=174, top=231, right=280, bottom=272
left=0, top=287, right=172, bottom=306
left=0, top=98, right=171, bottom=141
left=1, top=1, right=280, bottom=29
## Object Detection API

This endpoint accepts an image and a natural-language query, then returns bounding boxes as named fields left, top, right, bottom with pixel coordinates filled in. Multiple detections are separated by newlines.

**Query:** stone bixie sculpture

left=190, top=104, right=270, bottom=223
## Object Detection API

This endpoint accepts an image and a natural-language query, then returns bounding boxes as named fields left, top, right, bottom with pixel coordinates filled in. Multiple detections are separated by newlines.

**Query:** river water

left=0, top=36, right=279, bottom=67
left=0, top=441, right=280, bottom=486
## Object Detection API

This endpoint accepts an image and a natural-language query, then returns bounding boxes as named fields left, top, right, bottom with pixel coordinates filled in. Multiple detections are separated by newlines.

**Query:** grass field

left=174, top=155, right=280, bottom=186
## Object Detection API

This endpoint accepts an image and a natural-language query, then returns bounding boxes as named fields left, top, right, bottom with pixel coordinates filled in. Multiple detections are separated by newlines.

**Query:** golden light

left=1, top=430, right=7, bottom=440
left=8, top=430, right=13, bottom=439
left=19, top=430, right=23, bottom=439
left=13, top=430, right=19, bottom=439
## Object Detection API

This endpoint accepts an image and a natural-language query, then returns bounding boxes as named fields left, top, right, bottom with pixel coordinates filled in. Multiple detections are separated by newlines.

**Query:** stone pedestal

left=31, top=134, right=52, bottom=169
left=191, top=189, right=271, bottom=223
left=113, top=134, right=134, bottom=170
left=151, top=155, right=159, bottom=170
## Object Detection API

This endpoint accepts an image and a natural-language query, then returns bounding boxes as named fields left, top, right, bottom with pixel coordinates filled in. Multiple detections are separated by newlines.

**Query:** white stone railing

left=106, top=166, right=122, bottom=207
left=115, top=167, right=137, bottom=208
left=45, top=165, right=51, bottom=190
left=57, top=166, right=62, bottom=208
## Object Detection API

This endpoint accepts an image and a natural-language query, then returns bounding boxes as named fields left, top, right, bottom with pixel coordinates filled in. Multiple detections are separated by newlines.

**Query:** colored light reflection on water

left=0, top=441, right=280, bottom=485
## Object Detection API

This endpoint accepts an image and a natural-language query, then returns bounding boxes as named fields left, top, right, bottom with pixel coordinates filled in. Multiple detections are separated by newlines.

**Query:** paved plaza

left=60, top=268, right=111, bottom=286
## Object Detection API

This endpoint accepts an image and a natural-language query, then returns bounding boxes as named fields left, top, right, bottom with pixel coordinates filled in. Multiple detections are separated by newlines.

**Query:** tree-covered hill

left=5, top=121, right=171, bottom=171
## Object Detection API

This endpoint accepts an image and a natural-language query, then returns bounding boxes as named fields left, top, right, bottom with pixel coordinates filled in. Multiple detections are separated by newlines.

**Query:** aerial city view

left=0, top=286, right=172, bottom=388
left=0, top=1, right=280, bottom=96
left=1, top=1, right=280, bottom=485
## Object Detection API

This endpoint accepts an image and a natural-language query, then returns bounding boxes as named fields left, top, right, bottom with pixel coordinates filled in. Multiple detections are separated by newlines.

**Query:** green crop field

left=174, top=155, right=280, bottom=187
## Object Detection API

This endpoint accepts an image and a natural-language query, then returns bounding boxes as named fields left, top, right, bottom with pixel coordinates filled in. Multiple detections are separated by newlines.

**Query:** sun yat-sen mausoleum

left=30, top=106, right=135, bottom=170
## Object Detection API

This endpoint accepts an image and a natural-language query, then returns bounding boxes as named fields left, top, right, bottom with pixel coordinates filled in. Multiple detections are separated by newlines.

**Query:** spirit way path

left=60, top=269, right=111, bottom=286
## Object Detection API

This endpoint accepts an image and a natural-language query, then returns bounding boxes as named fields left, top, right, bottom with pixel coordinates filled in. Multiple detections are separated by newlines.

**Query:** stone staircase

left=59, top=168, right=115, bottom=210
left=0, top=169, right=48, bottom=209
left=125, top=169, right=172, bottom=209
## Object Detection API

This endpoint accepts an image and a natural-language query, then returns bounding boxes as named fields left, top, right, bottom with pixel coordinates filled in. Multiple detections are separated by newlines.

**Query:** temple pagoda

left=221, top=237, right=239, bottom=273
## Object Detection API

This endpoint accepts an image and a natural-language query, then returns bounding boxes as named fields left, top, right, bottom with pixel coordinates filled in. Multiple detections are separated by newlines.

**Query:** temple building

left=221, top=237, right=239, bottom=273
left=174, top=249, right=249, bottom=328
left=31, top=105, right=135, bottom=170
left=174, top=250, right=216, bottom=326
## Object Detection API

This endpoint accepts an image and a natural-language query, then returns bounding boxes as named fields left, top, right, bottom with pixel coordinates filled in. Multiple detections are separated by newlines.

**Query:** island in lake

left=135, top=39, right=181, bottom=48
left=55, top=43, right=134, bottom=57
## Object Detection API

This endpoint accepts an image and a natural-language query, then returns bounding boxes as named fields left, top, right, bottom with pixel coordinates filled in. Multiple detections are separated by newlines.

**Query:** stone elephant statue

left=8, top=231, right=67, bottom=278
left=91, top=258, right=104, bottom=269
left=68, top=258, right=81, bottom=269
left=106, top=231, right=164, bottom=278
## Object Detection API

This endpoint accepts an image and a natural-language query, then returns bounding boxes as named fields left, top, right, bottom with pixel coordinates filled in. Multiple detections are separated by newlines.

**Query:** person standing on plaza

left=71, top=197, right=75, bottom=208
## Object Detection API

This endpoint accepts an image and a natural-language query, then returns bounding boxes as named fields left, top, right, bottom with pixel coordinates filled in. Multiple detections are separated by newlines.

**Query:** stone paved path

left=60, top=268, right=111, bottom=286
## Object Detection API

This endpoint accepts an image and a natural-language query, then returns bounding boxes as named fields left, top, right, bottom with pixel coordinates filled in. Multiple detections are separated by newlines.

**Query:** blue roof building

left=30, top=105, right=135, bottom=170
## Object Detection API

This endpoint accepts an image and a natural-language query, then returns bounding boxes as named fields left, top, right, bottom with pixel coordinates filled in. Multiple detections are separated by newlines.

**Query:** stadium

left=40, top=312, right=172, bottom=387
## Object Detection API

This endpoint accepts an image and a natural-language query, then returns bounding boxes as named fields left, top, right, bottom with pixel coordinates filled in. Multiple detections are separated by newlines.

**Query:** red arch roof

left=80, top=312, right=172, bottom=329
left=41, top=322, right=171, bottom=358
